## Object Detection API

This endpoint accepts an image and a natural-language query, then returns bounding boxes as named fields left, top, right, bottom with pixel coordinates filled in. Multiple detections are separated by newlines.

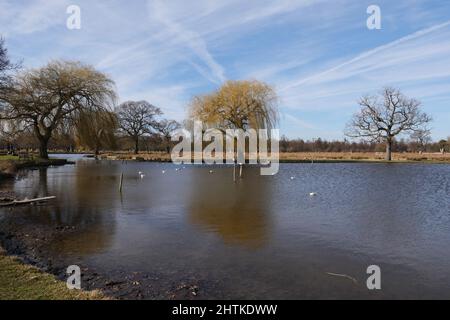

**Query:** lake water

left=1, top=156, right=450, bottom=299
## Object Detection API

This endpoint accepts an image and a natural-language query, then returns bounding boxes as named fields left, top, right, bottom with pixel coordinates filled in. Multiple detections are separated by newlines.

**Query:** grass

left=279, top=152, right=450, bottom=163
left=0, top=155, right=19, bottom=161
left=99, top=151, right=450, bottom=163
left=0, top=248, right=105, bottom=300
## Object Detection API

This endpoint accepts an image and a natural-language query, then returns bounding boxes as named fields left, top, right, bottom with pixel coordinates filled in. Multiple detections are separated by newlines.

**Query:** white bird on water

left=140, top=174, right=145, bottom=179
left=309, top=192, right=317, bottom=197
left=209, top=170, right=214, bottom=174
left=290, top=176, right=295, bottom=180
left=162, top=170, right=166, bottom=174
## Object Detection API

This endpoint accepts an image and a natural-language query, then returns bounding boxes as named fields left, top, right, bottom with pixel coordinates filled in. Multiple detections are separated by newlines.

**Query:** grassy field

left=0, top=155, right=19, bottom=161
left=279, top=152, right=450, bottom=162
left=0, top=247, right=105, bottom=300
left=98, top=151, right=450, bottom=163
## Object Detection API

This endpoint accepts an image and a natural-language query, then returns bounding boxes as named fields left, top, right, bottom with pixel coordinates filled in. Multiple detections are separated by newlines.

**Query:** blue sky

left=1, top=0, right=450, bottom=140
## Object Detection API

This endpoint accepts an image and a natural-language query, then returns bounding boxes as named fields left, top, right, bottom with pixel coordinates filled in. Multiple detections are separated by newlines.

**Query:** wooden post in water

left=119, top=172, right=124, bottom=193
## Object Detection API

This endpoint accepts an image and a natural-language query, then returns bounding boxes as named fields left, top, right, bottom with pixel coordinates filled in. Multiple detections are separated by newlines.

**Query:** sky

left=1, top=0, right=450, bottom=140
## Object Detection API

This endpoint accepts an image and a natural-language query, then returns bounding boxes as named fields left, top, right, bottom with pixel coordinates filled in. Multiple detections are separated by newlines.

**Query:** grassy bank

left=0, top=158, right=71, bottom=178
left=98, top=151, right=450, bottom=164
left=0, top=247, right=104, bottom=300
left=279, top=152, right=450, bottom=163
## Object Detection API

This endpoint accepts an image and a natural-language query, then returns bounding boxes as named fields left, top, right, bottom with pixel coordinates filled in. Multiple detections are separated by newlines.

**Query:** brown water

left=1, top=155, right=450, bottom=299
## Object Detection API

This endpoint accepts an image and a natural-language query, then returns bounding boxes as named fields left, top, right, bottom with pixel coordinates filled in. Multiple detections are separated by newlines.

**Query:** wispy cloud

left=0, top=0, right=69, bottom=35
left=280, top=20, right=450, bottom=92
left=147, top=0, right=226, bottom=84
left=2, top=0, right=450, bottom=139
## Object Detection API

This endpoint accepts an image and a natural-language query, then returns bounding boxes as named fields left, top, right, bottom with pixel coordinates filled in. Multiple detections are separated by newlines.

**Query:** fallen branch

left=0, top=196, right=56, bottom=207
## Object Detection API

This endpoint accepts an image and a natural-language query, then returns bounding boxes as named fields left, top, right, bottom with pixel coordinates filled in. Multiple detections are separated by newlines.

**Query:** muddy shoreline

left=0, top=215, right=207, bottom=300
left=0, top=162, right=209, bottom=300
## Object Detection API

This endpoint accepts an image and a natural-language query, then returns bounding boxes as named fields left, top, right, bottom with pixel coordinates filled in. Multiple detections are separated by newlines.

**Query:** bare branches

left=0, top=38, right=20, bottom=92
left=0, top=60, right=116, bottom=158
left=156, top=119, right=181, bottom=153
left=345, top=87, right=432, bottom=160
left=115, top=101, right=162, bottom=154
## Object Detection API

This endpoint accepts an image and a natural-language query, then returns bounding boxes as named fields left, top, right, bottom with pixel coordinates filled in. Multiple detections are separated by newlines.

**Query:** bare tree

left=410, top=128, right=431, bottom=153
left=0, top=38, right=20, bottom=115
left=0, top=37, right=18, bottom=90
left=156, top=119, right=180, bottom=153
left=116, top=101, right=162, bottom=154
left=345, top=87, right=432, bottom=161
left=0, top=60, right=116, bottom=159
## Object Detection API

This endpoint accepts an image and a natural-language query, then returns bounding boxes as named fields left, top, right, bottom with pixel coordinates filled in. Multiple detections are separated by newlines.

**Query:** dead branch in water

left=0, top=196, right=56, bottom=207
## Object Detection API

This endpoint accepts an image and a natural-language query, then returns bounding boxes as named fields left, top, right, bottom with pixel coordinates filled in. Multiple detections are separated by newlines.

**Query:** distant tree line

left=279, top=136, right=450, bottom=154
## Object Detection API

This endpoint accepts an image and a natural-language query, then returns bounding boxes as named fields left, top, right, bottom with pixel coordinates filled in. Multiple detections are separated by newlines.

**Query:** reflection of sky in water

left=2, top=159, right=450, bottom=299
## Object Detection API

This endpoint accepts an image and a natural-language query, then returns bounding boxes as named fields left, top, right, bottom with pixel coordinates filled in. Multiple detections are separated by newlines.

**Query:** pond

left=1, top=157, right=450, bottom=299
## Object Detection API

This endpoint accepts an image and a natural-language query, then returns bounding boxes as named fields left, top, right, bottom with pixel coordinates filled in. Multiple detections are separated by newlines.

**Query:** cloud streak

left=2, top=0, right=450, bottom=139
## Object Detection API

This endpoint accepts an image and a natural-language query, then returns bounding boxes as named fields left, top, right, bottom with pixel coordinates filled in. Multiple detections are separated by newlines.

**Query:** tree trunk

left=385, top=139, right=392, bottom=161
left=165, top=138, right=171, bottom=154
left=134, top=137, right=139, bottom=154
left=38, top=138, right=49, bottom=159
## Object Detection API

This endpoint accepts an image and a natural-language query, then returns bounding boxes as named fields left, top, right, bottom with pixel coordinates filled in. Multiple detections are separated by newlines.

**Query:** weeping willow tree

left=189, top=80, right=278, bottom=131
left=189, top=80, right=278, bottom=163
left=0, top=60, right=116, bottom=159
left=75, top=110, right=118, bottom=156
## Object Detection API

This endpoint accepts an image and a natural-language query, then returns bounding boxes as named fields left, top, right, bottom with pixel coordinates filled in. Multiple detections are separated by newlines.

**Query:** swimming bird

left=162, top=170, right=166, bottom=174
left=290, top=176, right=295, bottom=180
left=209, top=170, right=214, bottom=174
left=309, top=192, right=317, bottom=197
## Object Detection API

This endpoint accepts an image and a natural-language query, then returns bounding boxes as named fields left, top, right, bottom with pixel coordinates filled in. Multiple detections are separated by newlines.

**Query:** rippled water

left=1, top=156, right=450, bottom=299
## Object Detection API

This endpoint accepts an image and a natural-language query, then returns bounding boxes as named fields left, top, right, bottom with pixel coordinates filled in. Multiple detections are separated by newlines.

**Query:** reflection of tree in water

left=4, top=164, right=119, bottom=257
left=188, top=167, right=273, bottom=249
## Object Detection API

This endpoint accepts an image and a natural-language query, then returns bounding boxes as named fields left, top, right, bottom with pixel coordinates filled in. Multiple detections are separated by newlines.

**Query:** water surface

left=1, top=157, right=450, bottom=299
